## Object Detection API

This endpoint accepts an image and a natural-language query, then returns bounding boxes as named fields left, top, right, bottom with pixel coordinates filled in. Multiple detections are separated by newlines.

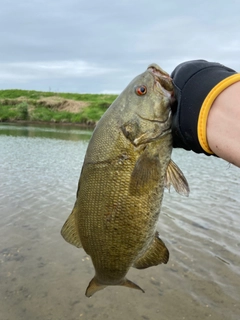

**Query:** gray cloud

left=0, top=61, right=118, bottom=79
left=0, top=0, right=240, bottom=93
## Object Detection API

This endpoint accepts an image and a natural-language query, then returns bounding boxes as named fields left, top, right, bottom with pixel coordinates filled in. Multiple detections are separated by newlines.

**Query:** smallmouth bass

left=61, top=63, right=189, bottom=297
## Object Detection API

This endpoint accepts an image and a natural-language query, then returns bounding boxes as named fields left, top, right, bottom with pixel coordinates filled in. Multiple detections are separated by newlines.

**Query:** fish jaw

left=147, top=63, right=175, bottom=104
left=132, top=110, right=172, bottom=146
left=85, top=276, right=145, bottom=297
left=147, top=63, right=173, bottom=92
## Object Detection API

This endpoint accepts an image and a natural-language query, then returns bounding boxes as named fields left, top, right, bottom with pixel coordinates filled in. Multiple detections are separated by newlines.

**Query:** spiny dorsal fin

left=61, top=204, right=82, bottom=248
left=164, top=159, right=190, bottom=196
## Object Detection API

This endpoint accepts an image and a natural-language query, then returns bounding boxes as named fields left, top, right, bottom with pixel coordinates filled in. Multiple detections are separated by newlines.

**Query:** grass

left=0, top=89, right=118, bottom=125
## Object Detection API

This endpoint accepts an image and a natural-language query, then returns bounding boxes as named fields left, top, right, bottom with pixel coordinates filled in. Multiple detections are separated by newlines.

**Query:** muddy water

left=0, top=123, right=239, bottom=320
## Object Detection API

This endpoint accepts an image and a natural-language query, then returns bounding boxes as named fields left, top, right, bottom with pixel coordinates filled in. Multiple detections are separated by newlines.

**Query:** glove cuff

left=172, top=63, right=238, bottom=154
left=198, top=73, right=240, bottom=154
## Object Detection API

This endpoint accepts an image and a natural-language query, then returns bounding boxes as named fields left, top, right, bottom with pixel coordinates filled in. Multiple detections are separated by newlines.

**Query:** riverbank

left=0, top=89, right=117, bottom=127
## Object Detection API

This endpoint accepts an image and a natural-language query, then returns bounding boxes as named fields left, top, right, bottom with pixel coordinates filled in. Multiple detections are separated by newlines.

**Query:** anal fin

left=61, top=203, right=82, bottom=248
left=133, top=232, right=169, bottom=269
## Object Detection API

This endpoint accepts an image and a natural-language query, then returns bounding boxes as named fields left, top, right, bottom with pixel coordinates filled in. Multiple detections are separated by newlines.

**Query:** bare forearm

left=207, top=81, right=240, bottom=167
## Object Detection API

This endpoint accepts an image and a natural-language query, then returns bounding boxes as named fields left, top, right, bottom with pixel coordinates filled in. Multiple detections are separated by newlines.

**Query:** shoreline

left=0, top=119, right=96, bottom=129
left=0, top=89, right=117, bottom=127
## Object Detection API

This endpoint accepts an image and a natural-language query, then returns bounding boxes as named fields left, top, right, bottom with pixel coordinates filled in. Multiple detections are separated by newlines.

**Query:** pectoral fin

left=129, top=151, right=161, bottom=194
left=164, top=159, right=190, bottom=196
left=61, top=204, right=82, bottom=248
left=133, top=232, right=169, bottom=269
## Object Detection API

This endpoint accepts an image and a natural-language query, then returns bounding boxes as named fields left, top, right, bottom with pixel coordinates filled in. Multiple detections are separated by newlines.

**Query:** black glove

left=171, top=60, right=238, bottom=155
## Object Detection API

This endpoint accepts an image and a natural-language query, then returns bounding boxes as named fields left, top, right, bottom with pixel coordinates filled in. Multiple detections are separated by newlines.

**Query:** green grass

left=0, top=89, right=117, bottom=103
left=0, top=102, right=30, bottom=121
left=0, top=89, right=118, bottom=125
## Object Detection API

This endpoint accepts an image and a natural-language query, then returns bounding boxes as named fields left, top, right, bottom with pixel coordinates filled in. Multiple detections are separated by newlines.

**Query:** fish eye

left=135, top=85, right=147, bottom=96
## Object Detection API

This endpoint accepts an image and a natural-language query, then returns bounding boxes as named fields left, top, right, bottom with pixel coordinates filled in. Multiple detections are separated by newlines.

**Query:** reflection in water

left=0, top=122, right=93, bottom=141
left=0, top=123, right=240, bottom=320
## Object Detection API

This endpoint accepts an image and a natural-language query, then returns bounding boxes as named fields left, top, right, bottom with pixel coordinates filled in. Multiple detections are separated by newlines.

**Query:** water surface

left=0, top=123, right=239, bottom=320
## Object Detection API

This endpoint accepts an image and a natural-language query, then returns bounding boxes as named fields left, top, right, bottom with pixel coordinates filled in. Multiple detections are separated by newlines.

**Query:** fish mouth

left=147, top=63, right=174, bottom=99
left=149, top=111, right=172, bottom=139
left=138, top=110, right=171, bottom=125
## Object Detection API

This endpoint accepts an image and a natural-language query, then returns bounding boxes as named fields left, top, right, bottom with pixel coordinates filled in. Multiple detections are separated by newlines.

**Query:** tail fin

left=85, top=277, right=106, bottom=297
left=85, top=276, right=145, bottom=297
left=121, top=278, right=145, bottom=293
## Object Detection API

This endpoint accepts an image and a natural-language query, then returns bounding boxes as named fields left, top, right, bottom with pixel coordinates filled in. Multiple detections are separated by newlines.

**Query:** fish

left=61, top=63, right=189, bottom=297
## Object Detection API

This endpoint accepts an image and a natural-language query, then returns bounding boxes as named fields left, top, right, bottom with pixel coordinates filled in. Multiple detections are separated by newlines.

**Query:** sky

left=0, top=0, right=240, bottom=94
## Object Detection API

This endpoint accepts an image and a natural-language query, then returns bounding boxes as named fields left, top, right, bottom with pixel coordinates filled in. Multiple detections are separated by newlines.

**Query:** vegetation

left=0, top=89, right=118, bottom=126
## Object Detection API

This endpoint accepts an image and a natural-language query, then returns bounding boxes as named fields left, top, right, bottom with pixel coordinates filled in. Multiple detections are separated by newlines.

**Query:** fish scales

left=61, top=63, right=189, bottom=297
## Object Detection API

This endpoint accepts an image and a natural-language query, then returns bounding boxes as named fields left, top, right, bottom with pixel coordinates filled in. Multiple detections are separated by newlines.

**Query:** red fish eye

left=136, top=85, right=147, bottom=96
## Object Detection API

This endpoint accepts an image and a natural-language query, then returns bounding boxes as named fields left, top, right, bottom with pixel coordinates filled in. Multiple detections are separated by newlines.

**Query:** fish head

left=120, top=63, right=174, bottom=146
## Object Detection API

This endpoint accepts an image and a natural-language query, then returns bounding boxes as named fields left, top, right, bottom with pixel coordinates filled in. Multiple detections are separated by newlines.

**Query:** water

left=0, top=123, right=239, bottom=320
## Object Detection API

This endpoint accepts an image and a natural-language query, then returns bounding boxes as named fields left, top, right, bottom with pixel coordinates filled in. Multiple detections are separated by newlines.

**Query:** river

left=0, top=123, right=239, bottom=320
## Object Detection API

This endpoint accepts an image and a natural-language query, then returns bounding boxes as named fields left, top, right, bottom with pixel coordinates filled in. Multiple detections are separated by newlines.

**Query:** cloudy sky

left=0, top=0, right=240, bottom=93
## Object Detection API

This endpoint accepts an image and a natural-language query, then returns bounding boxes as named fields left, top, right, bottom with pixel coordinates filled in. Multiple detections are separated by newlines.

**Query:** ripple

left=0, top=125, right=240, bottom=320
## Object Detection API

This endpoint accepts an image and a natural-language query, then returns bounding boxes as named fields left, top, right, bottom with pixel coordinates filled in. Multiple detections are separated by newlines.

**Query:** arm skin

left=207, top=81, right=240, bottom=167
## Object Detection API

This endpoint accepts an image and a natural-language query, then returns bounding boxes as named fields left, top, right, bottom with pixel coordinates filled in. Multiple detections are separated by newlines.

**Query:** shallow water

left=0, top=123, right=239, bottom=320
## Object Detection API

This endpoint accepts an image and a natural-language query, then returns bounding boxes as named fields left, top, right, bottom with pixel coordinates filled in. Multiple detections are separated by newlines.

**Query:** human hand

left=171, top=60, right=237, bottom=155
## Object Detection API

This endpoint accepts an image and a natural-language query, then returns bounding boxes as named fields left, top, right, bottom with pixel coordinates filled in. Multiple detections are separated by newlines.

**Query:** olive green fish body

left=61, top=64, right=189, bottom=297
left=77, top=138, right=170, bottom=281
